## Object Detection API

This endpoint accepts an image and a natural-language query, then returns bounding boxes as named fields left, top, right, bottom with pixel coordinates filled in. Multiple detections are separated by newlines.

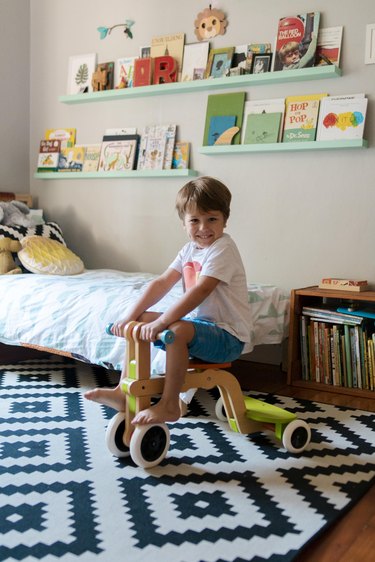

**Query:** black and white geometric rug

left=1, top=357, right=374, bottom=562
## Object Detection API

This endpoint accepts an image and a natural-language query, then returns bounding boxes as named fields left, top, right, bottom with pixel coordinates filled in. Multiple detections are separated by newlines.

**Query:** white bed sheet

left=0, top=269, right=289, bottom=370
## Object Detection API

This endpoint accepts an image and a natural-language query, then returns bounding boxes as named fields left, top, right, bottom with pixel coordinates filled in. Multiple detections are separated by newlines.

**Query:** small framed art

left=251, top=53, right=273, bottom=74
left=205, top=47, right=234, bottom=78
left=67, top=53, right=97, bottom=94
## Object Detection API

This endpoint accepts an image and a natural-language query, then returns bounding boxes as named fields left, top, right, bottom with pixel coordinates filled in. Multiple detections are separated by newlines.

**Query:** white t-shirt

left=169, top=233, right=252, bottom=343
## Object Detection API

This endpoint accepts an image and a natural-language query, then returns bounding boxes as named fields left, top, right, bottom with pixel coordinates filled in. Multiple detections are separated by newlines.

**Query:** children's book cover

left=283, top=93, right=327, bottom=142
left=37, top=139, right=61, bottom=172
left=98, top=135, right=140, bottom=171
left=115, top=57, right=136, bottom=88
left=142, top=126, right=168, bottom=170
left=45, top=128, right=76, bottom=148
left=208, top=115, right=236, bottom=145
left=242, top=98, right=285, bottom=143
left=58, top=146, right=85, bottom=172
left=150, top=33, right=185, bottom=80
left=243, top=113, right=282, bottom=144
left=316, top=95, right=368, bottom=141
left=274, top=13, right=320, bottom=72
left=203, top=92, right=245, bottom=146
left=172, top=142, right=190, bottom=169
left=316, top=26, right=343, bottom=67
left=163, top=124, right=177, bottom=169
left=81, top=144, right=101, bottom=172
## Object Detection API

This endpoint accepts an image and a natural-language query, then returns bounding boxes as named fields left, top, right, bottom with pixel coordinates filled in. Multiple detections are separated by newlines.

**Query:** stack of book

left=300, top=305, right=375, bottom=390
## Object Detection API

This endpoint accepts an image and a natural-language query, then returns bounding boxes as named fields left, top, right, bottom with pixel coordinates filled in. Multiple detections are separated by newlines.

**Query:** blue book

left=208, top=115, right=236, bottom=145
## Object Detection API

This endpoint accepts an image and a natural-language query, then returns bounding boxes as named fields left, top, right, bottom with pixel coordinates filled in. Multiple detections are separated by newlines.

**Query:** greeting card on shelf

left=58, top=146, right=85, bottom=172
left=316, top=94, right=368, bottom=141
left=244, top=113, right=282, bottom=144
left=67, top=53, right=97, bottom=94
left=203, top=92, right=245, bottom=146
left=150, top=33, right=185, bottom=80
left=283, top=93, right=327, bottom=142
left=172, top=142, right=190, bottom=169
left=242, top=98, right=285, bottom=143
left=181, top=42, right=209, bottom=81
left=98, top=135, right=140, bottom=171
left=273, top=13, right=320, bottom=72
left=37, top=140, right=61, bottom=172
left=316, top=26, right=343, bottom=67
left=45, top=128, right=76, bottom=149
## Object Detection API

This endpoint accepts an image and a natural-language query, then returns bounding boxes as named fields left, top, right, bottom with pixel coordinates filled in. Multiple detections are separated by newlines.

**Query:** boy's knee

left=169, top=320, right=195, bottom=343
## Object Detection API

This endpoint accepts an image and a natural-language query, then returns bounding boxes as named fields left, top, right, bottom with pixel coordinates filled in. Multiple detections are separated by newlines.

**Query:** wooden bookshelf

left=287, top=286, right=375, bottom=399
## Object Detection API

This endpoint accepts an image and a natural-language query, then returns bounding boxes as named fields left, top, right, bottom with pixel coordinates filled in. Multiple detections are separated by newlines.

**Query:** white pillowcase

left=18, top=235, right=84, bottom=275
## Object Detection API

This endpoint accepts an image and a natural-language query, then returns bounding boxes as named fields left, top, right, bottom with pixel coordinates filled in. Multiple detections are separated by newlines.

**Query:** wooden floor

left=231, top=360, right=375, bottom=562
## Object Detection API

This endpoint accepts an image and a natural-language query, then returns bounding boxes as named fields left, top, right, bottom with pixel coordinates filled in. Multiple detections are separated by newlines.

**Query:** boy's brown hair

left=176, top=176, right=231, bottom=221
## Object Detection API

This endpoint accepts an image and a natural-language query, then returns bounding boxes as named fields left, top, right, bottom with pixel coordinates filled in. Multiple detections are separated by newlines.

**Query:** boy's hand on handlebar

left=140, top=320, right=168, bottom=342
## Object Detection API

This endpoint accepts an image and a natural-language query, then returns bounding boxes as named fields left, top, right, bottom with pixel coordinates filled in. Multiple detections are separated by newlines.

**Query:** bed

left=0, top=269, right=290, bottom=371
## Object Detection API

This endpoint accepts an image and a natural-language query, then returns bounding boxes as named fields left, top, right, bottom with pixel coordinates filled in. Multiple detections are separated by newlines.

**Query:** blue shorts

left=155, top=318, right=244, bottom=363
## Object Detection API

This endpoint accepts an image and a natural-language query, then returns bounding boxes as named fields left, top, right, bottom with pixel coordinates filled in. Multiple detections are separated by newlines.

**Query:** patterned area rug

left=1, top=357, right=374, bottom=562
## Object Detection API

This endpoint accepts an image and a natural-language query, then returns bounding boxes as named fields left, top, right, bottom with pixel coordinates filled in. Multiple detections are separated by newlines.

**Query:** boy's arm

left=111, top=268, right=181, bottom=336
left=142, top=275, right=219, bottom=340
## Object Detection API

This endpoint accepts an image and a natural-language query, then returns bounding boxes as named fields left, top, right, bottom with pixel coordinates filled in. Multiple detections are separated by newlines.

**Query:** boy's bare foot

left=132, top=400, right=180, bottom=425
left=84, top=386, right=125, bottom=411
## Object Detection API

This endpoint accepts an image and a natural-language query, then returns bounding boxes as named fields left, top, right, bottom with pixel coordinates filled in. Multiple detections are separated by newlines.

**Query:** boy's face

left=284, top=48, right=300, bottom=65
left=183, top=207, right=226, bottom=249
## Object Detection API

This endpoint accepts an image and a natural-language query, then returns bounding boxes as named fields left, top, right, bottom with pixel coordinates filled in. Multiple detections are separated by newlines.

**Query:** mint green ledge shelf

left=59, top=66, right=342, bottom=104
left=199, top=139, right=368, bottom=155
left=34, top=169, right=198, bottom=180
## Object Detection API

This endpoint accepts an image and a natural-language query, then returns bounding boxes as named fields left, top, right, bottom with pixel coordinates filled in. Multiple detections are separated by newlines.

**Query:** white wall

left=29, top=0, right=375, bottom=291
left=0, top=0, right=30, bottom=191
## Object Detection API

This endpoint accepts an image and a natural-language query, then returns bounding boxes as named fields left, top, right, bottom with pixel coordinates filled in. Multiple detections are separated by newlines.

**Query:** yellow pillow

left=18, top=235, right=84, bottom=275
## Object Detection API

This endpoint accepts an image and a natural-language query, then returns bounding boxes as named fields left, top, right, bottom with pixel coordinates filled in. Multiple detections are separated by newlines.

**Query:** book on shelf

left=302, top=306, right=363, bottom=325
left=300, top=314, right=375, bottom=390
left=115, top=56, right=136, bottom=88
left=137, top=125, right=175, bottom=170
left=162, top=124, right=177, bottom=169
left=316, top=94, right=368, bottom=141
left=181, top=42, right=209, bottom=81
left=316, top=26, right=343, bottom=67
left=81, top=144, right=101, bottom=172
left=319, top=277, right=369, bottom=292
left=98, top=134, right=140, bottom=172
left=58, top=146, right=85, bottom=172
left=172, top=141, right=190, bottom=169
left=37, top=139, right=61, bottom=172
left=282, top=93, right=327, bottom=142
left=150, top=33, right=185, bottom=81
left=208, top=115, right=236, bottom=146
left=243, top=112, right=282, bottom=145
left=45, top=128, right=76, bottom=149
left=273, top=12, right=320, bottom=72
left=241, top=98, right=285, bottom=143
left=202, top=92, right=245, bottom=146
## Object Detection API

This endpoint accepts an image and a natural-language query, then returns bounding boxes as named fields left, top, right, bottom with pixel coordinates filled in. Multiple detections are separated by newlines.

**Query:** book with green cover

left=203, top=92, right=246, bottom=146
left=243, top=112, right=282, bottom=144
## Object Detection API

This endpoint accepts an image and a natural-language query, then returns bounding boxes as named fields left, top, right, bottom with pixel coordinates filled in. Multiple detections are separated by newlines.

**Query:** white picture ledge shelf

left=199, top=139, right=368, bottom=155
left=34, top=169, right=198, bottom=180
left=59, top=66, right=342, bottom=104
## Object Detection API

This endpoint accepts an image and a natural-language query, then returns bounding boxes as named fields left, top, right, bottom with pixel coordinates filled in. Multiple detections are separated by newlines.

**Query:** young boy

left=84, top=176, right=252, bottom=425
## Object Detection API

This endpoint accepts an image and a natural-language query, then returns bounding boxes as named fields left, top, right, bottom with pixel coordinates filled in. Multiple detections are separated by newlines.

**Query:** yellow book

left=283, top=93, right=327, bottom=142
left=45, top=128, right=76, bottom=148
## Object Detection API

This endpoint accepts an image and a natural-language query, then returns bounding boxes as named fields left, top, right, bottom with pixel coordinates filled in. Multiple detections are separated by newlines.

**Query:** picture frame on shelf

left=67, top=53, right=97, bottom=95
left=205, top=47, right=234, bottom=78
left=251, top=53, right=273, bottom=74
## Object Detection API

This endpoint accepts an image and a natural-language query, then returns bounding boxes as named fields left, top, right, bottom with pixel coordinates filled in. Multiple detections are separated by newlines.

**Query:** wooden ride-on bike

left=105, top=321, right=311, bottom=469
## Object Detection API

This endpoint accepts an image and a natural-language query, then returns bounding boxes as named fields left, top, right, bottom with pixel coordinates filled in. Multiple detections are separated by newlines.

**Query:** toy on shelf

left=105, top=321, right=311, bottom=468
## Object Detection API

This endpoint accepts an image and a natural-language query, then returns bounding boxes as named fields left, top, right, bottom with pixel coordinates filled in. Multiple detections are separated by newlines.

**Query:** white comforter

left=0, top=269, right=289, bottom=370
